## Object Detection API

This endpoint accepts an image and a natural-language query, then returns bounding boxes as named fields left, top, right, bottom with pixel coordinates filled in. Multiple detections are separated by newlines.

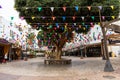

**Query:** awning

left=107, top=20, right=120, bottom=33
left=0, top=38, right=10, bottom=45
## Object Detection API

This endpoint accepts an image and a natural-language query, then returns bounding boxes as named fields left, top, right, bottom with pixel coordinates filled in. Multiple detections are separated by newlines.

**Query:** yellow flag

left=64, top=25, right=67, bottom=32
left=32, top=16, right=35, bottom=20
left=98, top=22, right=100, bottom=26
left=111, top=16, right=115, bottom=19
left=110, top=5, right=114, bottom=10
left=83, top=27, right=85, bottom=30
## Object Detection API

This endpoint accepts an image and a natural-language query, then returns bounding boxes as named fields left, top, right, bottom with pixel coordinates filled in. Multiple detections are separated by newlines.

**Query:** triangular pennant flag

left=62, top=16, right=66, bottom=21
left=98, top=22, right=100, bottom=26
left=74, top=23, right=76, bottom=26
left=46, top=23, right=49, bottom=25
left=97, top=32, right=101, bottom=40
left=83, top=27, right=86, bottom=30
left=63, top=7, right=66, bottom=12
left=42, top=16, right=45, bottom=19
left=102, top=16, right=105, bottom=20
left=65, top=23, right=68, bottom=26
left=90, top=22, right=93, bottom=27
left=82, top=22, right=85, bottom=26
left=11, top=17, right=14, bottom=20
left=50, top=7, right=54, bottom=12
left=61, top=27, right=64, bottom=30
left=93, top=32, right=96, bottom=41
left=20, top=16, right=24, bottom=20
left=97, top=27, right=99, bottom=30
left=0, top=5, right=2, bottom=8
left=79, top=25, right=81, bottom=28
left=72, top=25, right=74, bottom=28
left=111, top=16, right=115, bottom=19
left=81, top=16, right=85, bottom=21
left=87, top=6, right=91, bottom=11
left=38, top=7, right=42, bottom=11
left=64, top=25, right=67, bottom=31
left=56, top=23, right=59, bottom=28
left=32, top=16, right=35, bottom=20
left=85, top=25, right=88, bottom=28
left=110, top=5, right=114, bottom=10
left=52, top=16, right=56, bottom=20
left=75, top=6, right=79, bottom=11
left=76, top=27, right=78, bottom=30
left=98, top=6, right=102, bottom=10
left=49, top=25, right=52, bottom=28
left=91, top=16, right=95, bottom=20
left=72, top=16, right=76, bottom=20
left=56, top=23, right=58, bottom=26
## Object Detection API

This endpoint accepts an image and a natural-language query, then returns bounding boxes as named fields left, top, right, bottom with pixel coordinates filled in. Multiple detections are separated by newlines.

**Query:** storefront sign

left=108, top=39, right=120, bottom=44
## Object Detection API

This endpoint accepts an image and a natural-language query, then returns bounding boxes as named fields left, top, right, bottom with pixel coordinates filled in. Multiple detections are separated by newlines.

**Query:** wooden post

left=84, top=45, right=87, bottom=57
left=99, top=9, right=114, bottom=72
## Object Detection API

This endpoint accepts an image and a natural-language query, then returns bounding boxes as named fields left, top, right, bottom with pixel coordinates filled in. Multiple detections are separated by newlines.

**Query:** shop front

left=10, top=43, right=22, bottom=60
left=0, top=38, right=11, bottom=62
left=107, top=34, right=120, bottom=57
left=85, top=43, right=102, bottom=57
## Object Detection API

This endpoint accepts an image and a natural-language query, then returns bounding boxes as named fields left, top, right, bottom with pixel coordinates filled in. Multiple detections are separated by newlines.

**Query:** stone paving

left=0, top=56, right=120, bottom=80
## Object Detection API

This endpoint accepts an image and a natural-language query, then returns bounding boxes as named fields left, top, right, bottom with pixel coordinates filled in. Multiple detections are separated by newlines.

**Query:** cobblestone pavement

left=0, top=56, right=120, bottom=80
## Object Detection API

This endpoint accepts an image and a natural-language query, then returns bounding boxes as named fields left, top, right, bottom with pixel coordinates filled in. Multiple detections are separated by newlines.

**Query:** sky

left=0, top=0, right=27, bottom=25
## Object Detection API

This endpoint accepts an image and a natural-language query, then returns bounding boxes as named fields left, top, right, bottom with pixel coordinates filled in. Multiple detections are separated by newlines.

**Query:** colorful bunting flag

left=62, top=16, right=66, bottom=21
left=38, top=7, right=42, bottom=11
left=81, top=16, right=85, bottom=21
left=111, top=16, right=115, bottom=19
left=110, top=5, right=114, bottom=10
left=98, top=6, right=102, bottom=10
left=102, top=16, right=105, bottom=20
left=74, top=23, right=76, bottom=26
left=87, top=6, right=91, bottom=11
left=93, top=32, right=96, bottom=41
left=20, top=16, right=24, bottom=20
left=72, top=16, right=76, bottom=20
left=50, top=7, right=54, bottom=12
left=11, top=17, right=14, bottom=20
left=0, top=5, right=2, bottom=8
left=52, top=16, right=56, bottom=20
left=91, top=16, right=95, bottom=20
left=42, top=16, right=45, bottom=19
left=75, top=6, right=79, bottom=11
left=63, top=6, right=66, bottom=12
left=97, top=32, right=101, bottom=40
left=32, top=16, right=35, bottom=20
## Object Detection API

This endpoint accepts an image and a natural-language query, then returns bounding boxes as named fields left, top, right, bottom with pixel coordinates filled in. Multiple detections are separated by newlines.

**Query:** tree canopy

left=15, top=0, right=120, bottom=48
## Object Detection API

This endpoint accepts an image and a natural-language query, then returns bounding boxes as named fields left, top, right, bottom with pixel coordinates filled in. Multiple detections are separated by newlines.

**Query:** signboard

left=108, top=39, right=120, bottom=44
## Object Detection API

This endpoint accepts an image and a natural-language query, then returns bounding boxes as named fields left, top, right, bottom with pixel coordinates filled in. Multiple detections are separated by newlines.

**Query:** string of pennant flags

left=8, top=5, right=118, bottom=31
left=10, top=15, right=116, bottom=26
left=13, top=5, right=117, bottom=20
left=18, top=15, right=115, bottom=20
left=14, top=5, right=117, bottom=11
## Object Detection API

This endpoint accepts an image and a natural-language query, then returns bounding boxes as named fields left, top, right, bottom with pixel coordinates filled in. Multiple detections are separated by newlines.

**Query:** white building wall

left=0, top=16, right=10, bottom=40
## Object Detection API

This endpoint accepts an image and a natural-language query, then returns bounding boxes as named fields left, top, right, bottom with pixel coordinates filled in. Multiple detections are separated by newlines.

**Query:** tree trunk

left=55, top=46, right=62, bottom=60
left=99, top=10, right=114, bottom=72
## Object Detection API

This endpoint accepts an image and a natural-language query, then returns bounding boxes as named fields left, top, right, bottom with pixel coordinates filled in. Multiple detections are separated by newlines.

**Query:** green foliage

left=15, top=0, right=120, bottom=47
left=27, top=33, right=35, bottom=40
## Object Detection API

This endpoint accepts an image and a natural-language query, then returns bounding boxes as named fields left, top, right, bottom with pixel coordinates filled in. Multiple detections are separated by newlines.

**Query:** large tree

left=15, top=0, right=119, bottom=59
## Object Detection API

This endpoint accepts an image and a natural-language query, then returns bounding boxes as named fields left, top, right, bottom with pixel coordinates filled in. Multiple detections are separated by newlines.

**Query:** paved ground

left=0, top=56, right=120, bottom=80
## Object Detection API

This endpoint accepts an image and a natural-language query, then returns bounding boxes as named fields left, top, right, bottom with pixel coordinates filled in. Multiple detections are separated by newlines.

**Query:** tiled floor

left=0, top=56, right=120, bottom=80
